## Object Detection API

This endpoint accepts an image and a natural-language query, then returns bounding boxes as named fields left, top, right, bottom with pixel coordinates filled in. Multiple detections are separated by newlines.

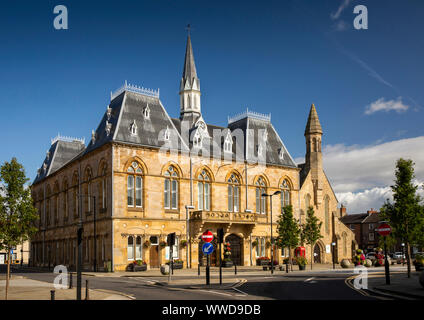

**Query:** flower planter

left=298, top=264, right=306, bottom=271
left=415, top=264, right=424, bottom=272
left=258, top=260, right=270, bottom=266
left=221, top=260, right=233, bottom=268
left=167, top=262, right=183, bottom=269
left=134, top=264, right=147, bottom=272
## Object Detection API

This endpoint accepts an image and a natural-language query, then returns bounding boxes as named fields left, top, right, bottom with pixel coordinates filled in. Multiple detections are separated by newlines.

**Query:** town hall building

left=30, top=35, right=356, bottom=271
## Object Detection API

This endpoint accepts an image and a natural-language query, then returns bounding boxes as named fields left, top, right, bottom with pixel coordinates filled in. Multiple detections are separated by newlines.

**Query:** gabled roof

left=340, top=213, right=369, bottom=224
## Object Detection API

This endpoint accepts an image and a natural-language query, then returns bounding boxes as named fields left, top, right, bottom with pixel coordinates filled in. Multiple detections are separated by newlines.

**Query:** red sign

left=201, top=230, right=214, bottom=243
left=376, top=223, right=392, bottom=236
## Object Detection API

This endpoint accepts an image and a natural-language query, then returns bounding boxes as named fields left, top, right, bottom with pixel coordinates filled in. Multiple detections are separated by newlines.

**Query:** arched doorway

left=225, top=234, right=242, bottom=266
left=313, top=243, right=322, bottom=263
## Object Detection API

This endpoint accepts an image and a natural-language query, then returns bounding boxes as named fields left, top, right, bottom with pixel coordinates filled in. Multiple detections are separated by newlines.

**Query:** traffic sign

left=376, top=223, right=392, bottom=236
left=201, top=230, right=214, bottom=243
left=202, top=242, right=214, bottom=255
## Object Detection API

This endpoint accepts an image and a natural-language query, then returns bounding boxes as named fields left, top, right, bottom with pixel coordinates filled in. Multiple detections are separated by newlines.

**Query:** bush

left=296, top=256, right=307, bottom=266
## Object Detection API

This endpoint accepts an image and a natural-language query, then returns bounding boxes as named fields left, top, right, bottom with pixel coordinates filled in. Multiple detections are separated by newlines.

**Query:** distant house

left=341, top=209, right=381, bottom=252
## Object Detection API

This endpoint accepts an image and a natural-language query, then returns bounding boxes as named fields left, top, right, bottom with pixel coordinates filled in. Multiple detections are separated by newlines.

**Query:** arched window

left=63, top=180, right=69, bottom=221
left=255, top=177, right=266, bottom=214
left=135, top=236, right=142, bottom=260
left=324, top=196, right=330, bottom=234
left=46, top=186, right=51, bottom=226
left=127, top=161, right=143, bottom=208
left=197, top=170, right=211, bottom=211
left=84, top=168, right=92, bottom=213
left=127, top=236, right=134, bottom=261
left=99, top=163, right=107, bottom=210
left=72, top=172, right=79, bottom=219
left=343, top=233, right=347, bottom=256
left=280, top=179, right=291, bottom=210
left=305, top=194, right=311, bottom=211
left=227, top=173, right=240, bottom=212
left=164, top=166, right=179, bottom=210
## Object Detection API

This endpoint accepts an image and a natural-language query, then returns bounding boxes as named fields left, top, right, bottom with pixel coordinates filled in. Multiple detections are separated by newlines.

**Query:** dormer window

left=91, top=130, right=96, bottom=144
left=107, top=106, right=112, bottom=120
left=143, top=104, right=150, bottom=119
left=279, top=148, right=285, bottom=160
left=130, top=120, right=137, bottom=136
left=105, top=121, right=112, bottom=136
left=193, top=131, right=202, bottom=149
left=46, top=151, right=50, bottom=161
left=256, top=144, right=263, bottom=157
left=164, top=126, right=170, bottom=141
left=224, top=132, right=232, bottom=153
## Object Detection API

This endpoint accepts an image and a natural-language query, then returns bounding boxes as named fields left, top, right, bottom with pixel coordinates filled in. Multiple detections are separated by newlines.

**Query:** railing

left=110, top=80, right=160, bottom=100
left=191, top=210, right=257, bottom=223
left=228, top=108, right=271, bottom=124
left=51, top=134, right=85, bottom=145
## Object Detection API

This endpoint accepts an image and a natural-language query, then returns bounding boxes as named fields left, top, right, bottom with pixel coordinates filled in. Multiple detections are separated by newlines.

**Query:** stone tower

left=179, top=34, right=201, bottom=127
left=304, top=103, right=323, bottom=206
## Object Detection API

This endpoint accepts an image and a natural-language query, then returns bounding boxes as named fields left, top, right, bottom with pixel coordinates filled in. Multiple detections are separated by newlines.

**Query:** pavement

left=365, top=270, right=424, bottom=299
left=0, top=276, right=133, bottom=300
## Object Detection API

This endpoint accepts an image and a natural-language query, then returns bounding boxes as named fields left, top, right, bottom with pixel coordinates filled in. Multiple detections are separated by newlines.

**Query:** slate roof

left=340, top=213, right=369, bottom=224
left=33, top=139, right=85, bottom=184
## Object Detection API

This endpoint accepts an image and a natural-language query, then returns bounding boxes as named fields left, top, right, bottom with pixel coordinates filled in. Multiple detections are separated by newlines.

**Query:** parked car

left=365, top=252, right=376, bottom=261
left=392, top=252, right=405, bottom=264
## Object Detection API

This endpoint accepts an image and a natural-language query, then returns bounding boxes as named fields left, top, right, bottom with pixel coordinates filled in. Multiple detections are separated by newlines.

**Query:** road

left=1, top=265, right=404, bottom=300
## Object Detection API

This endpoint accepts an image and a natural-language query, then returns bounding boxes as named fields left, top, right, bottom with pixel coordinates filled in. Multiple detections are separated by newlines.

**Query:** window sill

left=165, top=209, right=179, bottom=214
left=128, top=207, right=144, bottom=212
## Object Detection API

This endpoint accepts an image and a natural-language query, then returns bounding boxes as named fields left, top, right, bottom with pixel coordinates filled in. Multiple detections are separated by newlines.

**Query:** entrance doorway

left=313, top=243, right=322, bottom=263
left=225, top=234, right=242, bottom=266
left=149, top=236, right=159, bottom=268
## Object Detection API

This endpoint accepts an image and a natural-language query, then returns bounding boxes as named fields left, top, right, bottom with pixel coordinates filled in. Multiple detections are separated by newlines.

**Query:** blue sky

left=1, top=0, right=423, bottom=212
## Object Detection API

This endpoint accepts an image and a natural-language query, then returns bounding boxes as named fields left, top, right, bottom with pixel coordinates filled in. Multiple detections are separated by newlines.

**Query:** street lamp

left=401, top=243, right=405, bottom=266
left=185, top=205, right=195, bottom=269
left=262, top=190, right=281, bottom=274
left=331, top=242, right=336, bottom=269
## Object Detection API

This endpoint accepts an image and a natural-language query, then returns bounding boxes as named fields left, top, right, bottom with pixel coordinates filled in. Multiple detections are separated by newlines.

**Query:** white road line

left=232, top=287, right=248, bottom=296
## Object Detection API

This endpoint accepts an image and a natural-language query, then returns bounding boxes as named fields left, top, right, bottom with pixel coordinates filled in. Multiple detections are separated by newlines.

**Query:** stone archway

left=313, top=241, right=324, bottom=264
left=225, top=234, right=243, bottom=266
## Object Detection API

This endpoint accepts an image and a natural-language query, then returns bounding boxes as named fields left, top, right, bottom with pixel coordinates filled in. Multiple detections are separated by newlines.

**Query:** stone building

left=30, top=35, right=356, bottom=271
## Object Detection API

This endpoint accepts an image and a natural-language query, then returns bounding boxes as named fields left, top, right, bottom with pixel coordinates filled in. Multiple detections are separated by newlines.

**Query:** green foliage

left=276, top=205, right=300, bottom=249
left=380, top=158, right=423, bottom=246
left=0, top=158, right=38, bottom=250
left=296, top=256, right=307, bottom=266
left=301, top=206, right=323, bottom=246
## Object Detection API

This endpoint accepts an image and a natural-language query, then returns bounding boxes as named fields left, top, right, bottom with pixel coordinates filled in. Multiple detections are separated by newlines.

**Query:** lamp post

left=185, top=205, right=195, bottom=269
left=262, top=190, right=281, bottom=274
left=79, top=195, right=97, bottom=272
left=401, top=243, right=405, bottom=266
left=331, top=242, right=336, bottom=269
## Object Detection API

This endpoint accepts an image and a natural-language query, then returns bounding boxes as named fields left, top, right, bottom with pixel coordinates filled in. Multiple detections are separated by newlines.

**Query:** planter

left=167, top=262, right=183, bottom=269
left=340, top=259, right=351, bottom=268
left=419, top=271, right=424, bottom=289
left=160, top=264, right=170, bottom=275
left=134, top=264, right=147, bottom=272
left=415, top=264, right=424, bottom=272
left=262, top=266, right=268, bottom=271
left=298, top=264, right=306, bottom=271
left=258, top=260, right=270, bottom=266
left=364, top=259, right=372, bottom=268
left=221, top=260, right=233, bottom=268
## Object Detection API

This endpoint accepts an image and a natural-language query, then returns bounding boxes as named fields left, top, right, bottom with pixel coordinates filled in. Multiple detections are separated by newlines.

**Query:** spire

left=182, top=35, right=198, bottom=83
left=304, top=103, right=322, bottom=136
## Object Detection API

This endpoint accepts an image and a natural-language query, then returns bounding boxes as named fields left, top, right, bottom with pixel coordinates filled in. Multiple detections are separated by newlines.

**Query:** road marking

left=232, top=287, right=248, bottom=296
left=304, top=277, right=317, bottom=283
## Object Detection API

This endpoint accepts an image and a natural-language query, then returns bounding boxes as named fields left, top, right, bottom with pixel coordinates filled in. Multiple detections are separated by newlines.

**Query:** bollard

left=85, top=280, right=89, bottom=300
left=198, top=264, right=200, bottom=276
left=286, top=264, right=289, bottom=273
left=51, top=290, right=55, bottom=300
left=234, top=264, right=237, bottom=275
left=69, top=272, right=73, bottom=289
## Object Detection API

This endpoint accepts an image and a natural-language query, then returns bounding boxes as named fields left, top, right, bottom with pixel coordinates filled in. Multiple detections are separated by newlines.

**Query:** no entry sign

left=376, top=223, right=392, bottom=236
left=201, top=230, right=214, bottom=243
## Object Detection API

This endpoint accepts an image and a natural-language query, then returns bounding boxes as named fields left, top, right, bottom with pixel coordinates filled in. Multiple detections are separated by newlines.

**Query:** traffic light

left=167, top=232, right=176, bottom=246
left=217, top=228, right=224, bottom=244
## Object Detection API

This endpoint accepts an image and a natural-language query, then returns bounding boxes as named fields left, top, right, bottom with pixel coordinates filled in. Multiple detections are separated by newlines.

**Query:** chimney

left=367, top=208, right=378, bottom=215
left=340, top=204, right=347, bottom=217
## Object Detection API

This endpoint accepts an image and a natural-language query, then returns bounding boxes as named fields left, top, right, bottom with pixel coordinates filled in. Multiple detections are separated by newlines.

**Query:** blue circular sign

left=202, top=242, right=214, bottom=255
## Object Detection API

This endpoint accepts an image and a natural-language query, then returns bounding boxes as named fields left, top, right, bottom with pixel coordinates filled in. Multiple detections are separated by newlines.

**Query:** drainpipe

left=111, top=144, right=115, bottom=272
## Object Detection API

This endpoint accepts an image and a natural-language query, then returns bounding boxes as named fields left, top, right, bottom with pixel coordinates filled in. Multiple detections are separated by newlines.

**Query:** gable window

left=193, top=131, right=202, bottom=149
left=227, top=173, right=240, bottom=212
left=255, top=177, right=266, bottom=214
left=280, top=179, right=291, bottom=210
left=127, top=161, right=143, bottom=208
left=197, top=170, right=211, bottom=211
left=130, top=120, right=137, bottom=136
left=164, top=126, right=170, bottom=141
left=224, top=132, right=233, bottom=153
left=164, top=166, right=179, bottom=210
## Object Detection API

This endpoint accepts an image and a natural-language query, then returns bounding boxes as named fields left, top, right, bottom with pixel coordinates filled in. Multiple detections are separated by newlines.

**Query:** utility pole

left=262, top=191, right=281, bottom=275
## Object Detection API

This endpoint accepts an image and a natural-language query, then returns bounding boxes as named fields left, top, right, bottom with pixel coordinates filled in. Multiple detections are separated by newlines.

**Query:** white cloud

left=331, top=0, right=352, bottom=20
left=322, top=136, right=424, bottom=213
left=364, top=97, right=410, bottom=115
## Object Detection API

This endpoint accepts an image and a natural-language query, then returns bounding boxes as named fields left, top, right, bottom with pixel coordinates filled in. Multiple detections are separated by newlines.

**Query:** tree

left=0, top=158, right=38, bottom=300
left=380, top=158, right=423, bottom=278
left=301, top=206, right=323, bottom=270
left=276, top=205, right=300, bottom=271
